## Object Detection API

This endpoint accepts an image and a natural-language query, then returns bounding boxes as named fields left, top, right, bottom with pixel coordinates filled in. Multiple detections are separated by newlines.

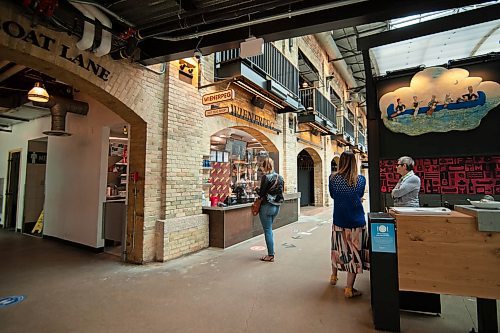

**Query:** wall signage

left=0, top=20, right=111, bottom=81
left=28, top=151, right=47, bottom=164
left=228, top=104, right=281, bottom=133
left=380, top=155, right=500, bottom=195
left=371, top=223, right=396, bottom=253
left=205, top=107, right=229, bottom=117
left=202, top=89, right=234, bottom=105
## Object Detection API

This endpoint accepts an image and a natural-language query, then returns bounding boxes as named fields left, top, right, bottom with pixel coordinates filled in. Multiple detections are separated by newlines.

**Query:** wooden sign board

left=202, top=89, right=234, bottom=105
left=205, top=107, right=230, bottom=117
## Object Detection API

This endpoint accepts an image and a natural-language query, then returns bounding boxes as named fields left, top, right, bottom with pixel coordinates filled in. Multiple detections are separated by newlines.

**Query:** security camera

left=194, top=50, right=202, bottom=60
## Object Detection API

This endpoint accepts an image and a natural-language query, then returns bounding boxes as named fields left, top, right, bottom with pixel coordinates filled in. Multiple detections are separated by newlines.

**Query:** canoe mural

left=387, top=91, right=486, bottom=118
left=379, top=67, right=500, bottom=136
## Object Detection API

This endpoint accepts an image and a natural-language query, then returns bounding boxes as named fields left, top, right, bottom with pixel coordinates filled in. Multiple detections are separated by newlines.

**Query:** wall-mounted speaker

left=251, top=96, right=265, bottom=109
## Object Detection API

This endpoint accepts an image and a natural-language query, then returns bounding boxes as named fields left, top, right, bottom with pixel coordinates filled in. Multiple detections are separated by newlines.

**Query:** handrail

left=343, top=116, right=355, bottom=138
left=216, top=43, right=299, bottom=95
left=357, top=130, right=366, bottom=146
left=299, top=87, right=337, bottom=125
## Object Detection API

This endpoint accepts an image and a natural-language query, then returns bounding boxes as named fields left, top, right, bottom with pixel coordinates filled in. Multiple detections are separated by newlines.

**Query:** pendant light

left=28, top=82, right=49, bottom=103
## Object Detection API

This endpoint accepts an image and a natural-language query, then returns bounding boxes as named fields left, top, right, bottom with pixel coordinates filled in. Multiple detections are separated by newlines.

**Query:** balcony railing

left=357, top=130, right=366, bottom=147
left=215, top=43, right=299, bottom=95
left=343, top=117, right=355, bottom=139
left=299, top=87, right=337, bottom=124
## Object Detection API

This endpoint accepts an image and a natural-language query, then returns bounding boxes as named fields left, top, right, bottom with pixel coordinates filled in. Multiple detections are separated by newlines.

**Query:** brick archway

left=0, top=4, right=165, bottom=263
left=298, top=147, right=324, bottom=206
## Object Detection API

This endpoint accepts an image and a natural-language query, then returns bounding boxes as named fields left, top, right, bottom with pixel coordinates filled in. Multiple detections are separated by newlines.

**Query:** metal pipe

left=151, top=0, right=368, bottom=41
left=33, top=96, right=89, bottom=135
left=67, top=0, right=135, bottom=27
left=138, top=0, right=307, bottom=39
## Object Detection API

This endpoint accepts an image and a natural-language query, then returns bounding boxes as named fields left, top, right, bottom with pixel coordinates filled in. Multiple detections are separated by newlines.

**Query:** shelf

left=115, top=162, right=127, bottom=166
left=202, top=183, right=213, bottom=186
left=202, top=167, right=212, bottom=170
left=120, top=174, right=127, bottom=177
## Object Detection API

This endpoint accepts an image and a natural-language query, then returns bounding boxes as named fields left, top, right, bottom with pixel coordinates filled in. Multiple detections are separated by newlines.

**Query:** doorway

left=298, top=150, right=314, bottom=206
left=4, top=151, right=21, bottom=230
left=22, top=138, right=48, bottom=236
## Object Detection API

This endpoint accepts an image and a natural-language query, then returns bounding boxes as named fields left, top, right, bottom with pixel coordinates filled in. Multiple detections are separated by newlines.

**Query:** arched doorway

left=331, top=156, right=340, bottom=174
left=298, top=150, right=314, bottom=206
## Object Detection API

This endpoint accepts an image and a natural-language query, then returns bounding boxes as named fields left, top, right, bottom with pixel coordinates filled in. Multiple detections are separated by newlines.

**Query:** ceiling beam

left=357, top=3, right=500, bottom=50
left=175, top=0, right=197, bottom=11
left=139, top=0, right=490, bottom=64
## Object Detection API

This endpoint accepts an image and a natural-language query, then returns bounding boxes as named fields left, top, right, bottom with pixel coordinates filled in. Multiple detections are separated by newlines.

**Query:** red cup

left=210, top=196, right=219, bottom=207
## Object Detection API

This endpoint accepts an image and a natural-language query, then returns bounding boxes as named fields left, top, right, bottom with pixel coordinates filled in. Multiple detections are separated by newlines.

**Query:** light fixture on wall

left=28, top=82, right=49, bottom=102
left=123, top=125, right=128, bottom=135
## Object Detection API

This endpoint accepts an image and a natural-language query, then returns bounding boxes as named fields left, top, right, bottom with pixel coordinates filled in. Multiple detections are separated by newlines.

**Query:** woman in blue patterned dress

left=328, top=151, right=370, bottom=298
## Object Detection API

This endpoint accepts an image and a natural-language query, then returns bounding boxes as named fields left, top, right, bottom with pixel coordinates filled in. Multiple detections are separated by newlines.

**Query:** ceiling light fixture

left=28, top=82, right=49, bottom=103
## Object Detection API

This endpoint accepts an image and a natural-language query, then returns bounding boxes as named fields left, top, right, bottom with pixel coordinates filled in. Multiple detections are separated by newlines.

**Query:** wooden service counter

left=391, top=210, right=500, bottom=300
left=202, top=193, right=300, bottom=248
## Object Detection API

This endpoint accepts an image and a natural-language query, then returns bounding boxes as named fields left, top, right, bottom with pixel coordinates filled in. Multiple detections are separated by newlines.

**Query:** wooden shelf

left=115, top=162, right=127, bottom=166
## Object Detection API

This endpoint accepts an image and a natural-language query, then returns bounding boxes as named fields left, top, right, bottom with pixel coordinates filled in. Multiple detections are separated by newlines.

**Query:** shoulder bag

left=251, top=197, right=262, bottom=216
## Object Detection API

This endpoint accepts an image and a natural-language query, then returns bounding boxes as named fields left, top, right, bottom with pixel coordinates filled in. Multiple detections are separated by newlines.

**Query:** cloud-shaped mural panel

left=379, top=67, right=500, bottom=136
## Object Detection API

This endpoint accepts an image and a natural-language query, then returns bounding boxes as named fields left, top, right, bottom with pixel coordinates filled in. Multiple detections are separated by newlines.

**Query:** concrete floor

left=0, top=206, right=496, bottom=333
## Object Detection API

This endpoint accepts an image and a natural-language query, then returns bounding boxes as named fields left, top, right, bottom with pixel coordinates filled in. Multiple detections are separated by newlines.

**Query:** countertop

left=202, top=202, right=254, bottom=211
left=454, top=204, right=500, bottom=232
left=106, top=196, right=126, bottom=202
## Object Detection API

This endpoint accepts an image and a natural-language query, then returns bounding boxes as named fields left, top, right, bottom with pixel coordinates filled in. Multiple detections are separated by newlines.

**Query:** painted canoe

left=387, top=91, right=486, bottom=118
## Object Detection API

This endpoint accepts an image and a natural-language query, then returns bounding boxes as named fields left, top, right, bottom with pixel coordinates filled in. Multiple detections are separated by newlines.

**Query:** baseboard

left=43, top=235, right=104, bottom=253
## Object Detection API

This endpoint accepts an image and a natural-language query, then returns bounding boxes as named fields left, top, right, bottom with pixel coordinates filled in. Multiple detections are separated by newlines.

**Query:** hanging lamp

left=28, top=82, right=49, bottom=103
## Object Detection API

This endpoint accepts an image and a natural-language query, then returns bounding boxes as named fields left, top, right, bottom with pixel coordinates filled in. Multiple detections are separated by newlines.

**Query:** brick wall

left=0, top=4, right=164, bottom=263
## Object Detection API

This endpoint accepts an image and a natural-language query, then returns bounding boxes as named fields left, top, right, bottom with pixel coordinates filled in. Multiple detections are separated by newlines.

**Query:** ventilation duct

left=34, top=96, right=89, bottom=136
left=81, top=4, right=112, bottom=57
left=69, top=2, right=95, bottom=51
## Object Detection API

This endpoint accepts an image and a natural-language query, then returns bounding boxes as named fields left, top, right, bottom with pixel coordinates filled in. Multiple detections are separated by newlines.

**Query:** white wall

left=0, top=93, right=124, bottom=248
left=0, top=117, right=51, bottom=230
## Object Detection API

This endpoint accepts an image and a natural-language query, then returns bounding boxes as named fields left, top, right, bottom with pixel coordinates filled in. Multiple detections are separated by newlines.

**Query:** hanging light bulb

left=28, top=82, right=49, bottom=102
left=123, top=125, right=128, bottom=135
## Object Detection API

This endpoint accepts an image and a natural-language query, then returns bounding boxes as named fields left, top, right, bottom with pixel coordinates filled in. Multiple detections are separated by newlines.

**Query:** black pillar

left=368, top=212, right=400, bottom=332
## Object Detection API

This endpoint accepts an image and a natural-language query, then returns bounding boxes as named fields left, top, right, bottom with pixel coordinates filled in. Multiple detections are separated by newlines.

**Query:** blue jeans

left=259, top=203, right=280, bottom=256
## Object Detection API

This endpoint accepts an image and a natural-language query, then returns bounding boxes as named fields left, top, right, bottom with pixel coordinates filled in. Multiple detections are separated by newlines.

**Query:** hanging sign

left=370, top=223, right=396, bottom=253
left=205, top=107, right=229, bottom=117
left=202, top=89, right=235, bottom=105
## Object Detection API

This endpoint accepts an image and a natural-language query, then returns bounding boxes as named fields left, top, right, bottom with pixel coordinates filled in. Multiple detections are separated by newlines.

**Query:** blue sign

left=371, top=223, right=396, bottom=253
left=0, top=296, right=25, bottom=308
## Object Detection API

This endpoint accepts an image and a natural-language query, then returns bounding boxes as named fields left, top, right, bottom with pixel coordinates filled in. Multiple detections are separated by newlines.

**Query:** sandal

left=330, top=274, right=338, bottom=286
left=344, top=287, right=362, bottom=298
left=260, top=255, right=274, bottom=262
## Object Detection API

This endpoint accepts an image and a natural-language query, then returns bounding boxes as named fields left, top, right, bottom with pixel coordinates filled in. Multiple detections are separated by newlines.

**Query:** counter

left=202, top=193, right=300, bottom=248
left=391, top=210, right=500, bottom=300
left=103, top=201, right=126, bottom=242
left=455, top=204, right=500, bottom=232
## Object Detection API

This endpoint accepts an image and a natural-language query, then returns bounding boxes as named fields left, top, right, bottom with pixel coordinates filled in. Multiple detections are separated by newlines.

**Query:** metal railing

left=343, top=117, right=355, bottom=138
left=299, top=87, right=337, bottom=124
left=215, top=43, right=299, bottom=95
left=357, top=130, right=366, bottom=147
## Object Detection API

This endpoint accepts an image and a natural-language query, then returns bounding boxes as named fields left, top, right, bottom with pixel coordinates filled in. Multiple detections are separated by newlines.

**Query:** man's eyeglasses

left=396, top=163, right=404, bottom=167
